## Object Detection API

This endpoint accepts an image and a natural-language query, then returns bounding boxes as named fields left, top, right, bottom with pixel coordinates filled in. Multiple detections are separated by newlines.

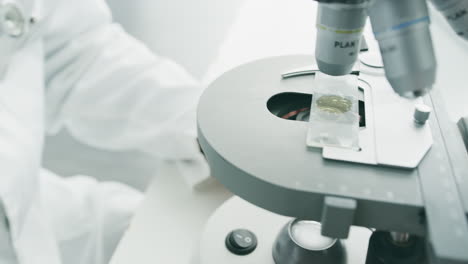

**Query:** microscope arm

left=312, top=1, right=468, bottom=263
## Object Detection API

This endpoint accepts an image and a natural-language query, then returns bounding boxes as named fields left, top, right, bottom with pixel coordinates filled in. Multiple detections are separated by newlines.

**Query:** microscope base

left=195, top=196, right=372, bottom=264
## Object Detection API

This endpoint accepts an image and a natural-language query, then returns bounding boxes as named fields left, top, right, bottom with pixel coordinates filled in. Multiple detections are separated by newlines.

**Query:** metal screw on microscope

left=414, top=104, right=431, bottom=125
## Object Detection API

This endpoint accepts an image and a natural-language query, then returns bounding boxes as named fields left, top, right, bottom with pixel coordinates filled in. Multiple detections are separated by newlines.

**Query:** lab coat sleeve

left=43, top=0, right=209, bottom=185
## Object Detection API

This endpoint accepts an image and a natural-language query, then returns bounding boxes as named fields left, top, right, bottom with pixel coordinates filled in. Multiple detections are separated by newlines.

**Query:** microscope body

left=195, top=1, right=468, bottom=264
left=313, top=1, right=468, bottom=263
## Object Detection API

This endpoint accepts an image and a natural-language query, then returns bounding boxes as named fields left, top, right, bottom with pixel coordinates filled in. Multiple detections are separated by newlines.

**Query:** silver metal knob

left=414, top=104, right=431, bottom=125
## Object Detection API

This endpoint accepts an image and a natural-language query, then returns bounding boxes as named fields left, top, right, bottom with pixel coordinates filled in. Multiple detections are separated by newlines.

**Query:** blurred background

left=106, top=0, right=245, bottom=79
left=42, top=0, right=246, bottom=191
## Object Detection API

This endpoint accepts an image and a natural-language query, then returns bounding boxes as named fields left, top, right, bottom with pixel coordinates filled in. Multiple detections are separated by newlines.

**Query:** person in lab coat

left=0, top=0, right=208, bottom=264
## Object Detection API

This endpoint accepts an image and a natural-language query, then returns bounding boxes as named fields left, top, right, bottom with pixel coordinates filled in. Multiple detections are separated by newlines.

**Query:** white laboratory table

left=109, top=162, right=232, bottom=264
left=111, top=1, right=468, bottom=263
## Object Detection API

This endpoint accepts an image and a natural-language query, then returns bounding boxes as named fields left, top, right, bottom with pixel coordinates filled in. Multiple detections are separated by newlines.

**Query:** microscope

left=196, top=0, right=468, bottom=263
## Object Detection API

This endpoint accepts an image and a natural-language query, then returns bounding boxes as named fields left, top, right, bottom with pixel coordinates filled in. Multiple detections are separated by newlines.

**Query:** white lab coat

left=0, top=0, right=208, bottom=263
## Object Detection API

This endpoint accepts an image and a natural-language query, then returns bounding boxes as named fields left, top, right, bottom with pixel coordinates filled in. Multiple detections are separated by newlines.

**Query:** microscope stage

left=197, top=55, right=468, bottom=261
left=198, top=55, right=468, bottom=234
